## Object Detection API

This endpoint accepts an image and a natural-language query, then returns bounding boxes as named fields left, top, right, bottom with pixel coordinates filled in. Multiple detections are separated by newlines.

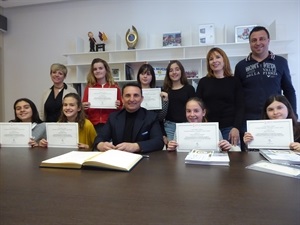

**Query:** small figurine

left=88, top=31, right=97, bottom=52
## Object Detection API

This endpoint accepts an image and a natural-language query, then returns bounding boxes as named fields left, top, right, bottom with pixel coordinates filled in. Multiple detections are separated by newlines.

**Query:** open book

left=259, top=149, right=300, bottom=165
left=185, top=149, right=230, bottom=166
left=40, top=150, right=143, bottom=172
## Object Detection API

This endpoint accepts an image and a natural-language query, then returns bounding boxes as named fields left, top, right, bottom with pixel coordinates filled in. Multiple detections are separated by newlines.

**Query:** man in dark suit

left=94, top=82, right=164, bottom=153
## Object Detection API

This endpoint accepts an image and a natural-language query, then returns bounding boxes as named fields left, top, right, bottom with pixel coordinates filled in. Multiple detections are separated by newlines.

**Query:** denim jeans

left=164, top=120, right=176, bottom=140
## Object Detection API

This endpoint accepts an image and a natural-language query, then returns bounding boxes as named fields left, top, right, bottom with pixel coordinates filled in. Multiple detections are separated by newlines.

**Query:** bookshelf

left=64, top=40, right=292, bottom=95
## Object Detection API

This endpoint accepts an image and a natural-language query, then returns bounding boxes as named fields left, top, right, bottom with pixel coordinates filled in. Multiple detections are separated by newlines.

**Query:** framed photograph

left=199, top=24, right=215, bottom=45
left=162, top=32, right=181, bottom=47
left=235, top=25, right=257, bottom=43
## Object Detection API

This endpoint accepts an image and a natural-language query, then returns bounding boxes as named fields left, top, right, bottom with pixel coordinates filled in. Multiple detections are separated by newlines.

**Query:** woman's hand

left=29, top=137, right=38, bottom=148
left=228, top=127, right=239, bottom=146
left=82, top=102, right=90, bottom=110
left=167, top=140, right=178, bottom=151
left=219, top=140, right=231, bottom=151
left=115, top=100, right=121, bottom=109
left=78, top=143, right=89, bottom=150
left=160, top=91, right=168, bottom=101
left=290, top=142, right=300, bottom=152
left=243, top=132, right=253, bottom=145
left=39, top=139, right=48, bottom=148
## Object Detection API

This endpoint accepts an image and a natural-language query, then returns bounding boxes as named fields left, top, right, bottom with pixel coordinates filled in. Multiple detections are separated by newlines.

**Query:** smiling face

left=169, top=62, right=182, bottom=83
left=62, top=96, right=81, bottom=122
left=208, top=51, right=225, bottom=75
left=122, top=86, right=143, bottom=113
left=93, top=62, right=107, bottom=84
left=186, top=100, right=206, bottom=123
left=50, top=69, right=65, bottom=86
left=266, top=100, right=288, bottom=120
left=15, top=101, right=33, bottom=122
left=249, top=30, right=270, bottom=59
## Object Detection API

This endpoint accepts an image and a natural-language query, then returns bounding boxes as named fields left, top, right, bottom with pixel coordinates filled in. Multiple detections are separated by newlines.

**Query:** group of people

left=5, top=26, right=299, bottom=153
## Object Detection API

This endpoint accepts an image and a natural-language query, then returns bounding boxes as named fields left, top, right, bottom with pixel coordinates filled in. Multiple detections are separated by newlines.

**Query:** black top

left=165, top=84, right=196, bottom=123
left=44, top=86, right=64, bottom=122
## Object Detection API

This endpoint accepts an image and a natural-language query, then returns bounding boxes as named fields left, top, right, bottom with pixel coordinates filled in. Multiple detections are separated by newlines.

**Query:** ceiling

left=0, top=0, right=77, bottom=8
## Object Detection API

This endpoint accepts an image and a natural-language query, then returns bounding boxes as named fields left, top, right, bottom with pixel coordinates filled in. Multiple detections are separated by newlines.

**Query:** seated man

left=94, top=82, right=164, bottom=153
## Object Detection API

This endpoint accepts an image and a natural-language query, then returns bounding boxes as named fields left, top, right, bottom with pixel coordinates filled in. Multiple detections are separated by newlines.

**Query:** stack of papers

left=185, top=149, right=230, bottom=166
left=259, top=149, right=300, bottom=165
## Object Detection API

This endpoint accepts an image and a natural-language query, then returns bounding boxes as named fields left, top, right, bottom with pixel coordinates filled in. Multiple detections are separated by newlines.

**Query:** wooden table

left=1, top=148, right=299, bottom=225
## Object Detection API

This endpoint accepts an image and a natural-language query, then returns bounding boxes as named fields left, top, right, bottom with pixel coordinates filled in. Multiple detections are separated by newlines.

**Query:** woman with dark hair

left=243, top=95, right=300, bottom=151
left=10, top=98, right=46, bottom=147
left=40, top=93, right=97, bottom=150
left=163, top=60, right=195, bottom=141
left=82, top=58, right=122, bottom=135
left=136, top=63, right=168, bottom=144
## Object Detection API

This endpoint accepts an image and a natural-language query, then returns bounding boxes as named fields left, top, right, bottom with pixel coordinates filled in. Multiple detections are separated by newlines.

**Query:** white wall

left=1, top=0, right=299, bottom=121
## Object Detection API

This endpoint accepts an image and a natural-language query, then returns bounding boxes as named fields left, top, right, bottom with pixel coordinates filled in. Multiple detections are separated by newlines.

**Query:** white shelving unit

left=64, top=40, right=291, bottom=94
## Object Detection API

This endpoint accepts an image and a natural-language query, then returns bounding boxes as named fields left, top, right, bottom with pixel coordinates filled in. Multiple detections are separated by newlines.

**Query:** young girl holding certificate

left=243, top=95, right=300, bottom=151
left=163, top=60, right=196, bottom=142
left=136, top=63, right=169, bottom=145
left=167, top=97, right=231, bottom=151
left=40, top=93, right=97, bottom=150
left=82, top=58, right=122, bottom=135
left=9, top=98, right=46, bottom=147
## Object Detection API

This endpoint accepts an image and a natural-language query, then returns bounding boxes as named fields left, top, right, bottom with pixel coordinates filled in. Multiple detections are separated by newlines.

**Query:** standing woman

left=136, top=63, right=168, bottom=144
left=163, top=60, right=196, bottom=141
left=196, top=47, right=244, bottom=146
left=82, top=58, right=122, bottom=135
left=41, top=63, right=77, bottom=122
left=10, top=98, right=46, bottom=147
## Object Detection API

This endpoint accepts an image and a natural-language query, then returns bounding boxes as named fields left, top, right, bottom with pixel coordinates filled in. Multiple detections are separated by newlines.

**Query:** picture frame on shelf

left=235, top=24, right=257, bottom=43
left=199, top=24, right=215, bottom=45
left=162, top=32, right=181, bottom=47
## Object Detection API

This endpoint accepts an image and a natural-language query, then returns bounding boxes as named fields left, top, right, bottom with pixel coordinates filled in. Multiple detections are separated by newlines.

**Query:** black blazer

left=94, top=108, right=164, bottom=153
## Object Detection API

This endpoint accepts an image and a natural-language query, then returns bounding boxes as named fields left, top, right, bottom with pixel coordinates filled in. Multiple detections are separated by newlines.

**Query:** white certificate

left=246, top=119, right=293, bottom=149
left=141, top=88, right=162, bottom=110
left=46, top=123, right=78, bottom=148
left=176, top=122, right=219, bottom=152
left=0, top=122, right=32, bottom=147
left=88, top=88, right=117, bottom=109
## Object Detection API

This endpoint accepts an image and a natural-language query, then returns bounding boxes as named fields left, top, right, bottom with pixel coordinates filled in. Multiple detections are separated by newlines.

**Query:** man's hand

left=115, top=142, right=140, bottom=153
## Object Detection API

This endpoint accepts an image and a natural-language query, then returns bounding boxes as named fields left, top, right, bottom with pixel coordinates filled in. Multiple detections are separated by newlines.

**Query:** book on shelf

left=246, top=160, right=300, bottom=179
left=185, top=149, right=230, bottom=166
left=40, top=150, right=143, bottom=172
left=259, top=149, right=300, bottom=165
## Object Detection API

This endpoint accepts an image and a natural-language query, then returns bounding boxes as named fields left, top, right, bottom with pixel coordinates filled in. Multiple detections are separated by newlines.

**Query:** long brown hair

left=58, top=93, right=86, bottom=130
left=163, top=60, right=188, bottom=93
left=262, top=95, right=300, bottom=141
left=86, top=58, right=115, bottom=86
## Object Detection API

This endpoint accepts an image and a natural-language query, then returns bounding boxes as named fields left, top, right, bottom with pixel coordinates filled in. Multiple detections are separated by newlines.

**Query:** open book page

left=40, top=151, right=101, bottom=169
left=246, top=160, right=300, bottom=179
left=83, top=150, right=143, bottom=171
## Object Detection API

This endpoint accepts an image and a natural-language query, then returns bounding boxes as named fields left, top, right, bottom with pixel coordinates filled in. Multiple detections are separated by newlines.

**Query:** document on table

left=141, top=88, right=162, bottom=110
left=46, top=123, right=78, bottom=148
left=246, top=119, right=293, bottom=149
left=0, top=122, right=32, bottom=147
left=176, top=122, right=219, bottom=152
left=88, top=88, right=117, bottom=109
